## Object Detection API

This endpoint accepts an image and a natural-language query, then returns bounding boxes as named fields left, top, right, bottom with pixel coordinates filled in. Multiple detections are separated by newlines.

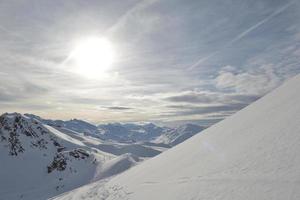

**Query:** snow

left=45, top=125, right=86, bottom=147
left=0, top=113, right=146, bottom=200
left=92, top=153, right=139, bottom=181
left=54, top=74, right=300, bottom=200
left=98, top=122, right=165, bottom=142
left=154, top=123, right=205, bottom=146
left=56, top=126, right=165, bottom=158
left=0, top=111, right=179, bottom=200
left=95, top=143, right=162, bottom=158
left=0, top=113, right=111, bottom=200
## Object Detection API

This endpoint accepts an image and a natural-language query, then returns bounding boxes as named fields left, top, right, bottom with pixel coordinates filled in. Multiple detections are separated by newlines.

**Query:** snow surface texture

left=54, top=74, right=300, bottom=200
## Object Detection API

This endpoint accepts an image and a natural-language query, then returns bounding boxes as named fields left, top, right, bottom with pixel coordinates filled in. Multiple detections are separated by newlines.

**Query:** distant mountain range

left=24, top=113, right=206, bottom=146
left=0, top=112, right=205, bottom=200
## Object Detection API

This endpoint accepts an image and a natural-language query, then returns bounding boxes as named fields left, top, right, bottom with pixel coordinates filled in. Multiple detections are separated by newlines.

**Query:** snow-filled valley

left=0, top=112, right=204, bottom=200
left=51, top=74, right=300, bottom=200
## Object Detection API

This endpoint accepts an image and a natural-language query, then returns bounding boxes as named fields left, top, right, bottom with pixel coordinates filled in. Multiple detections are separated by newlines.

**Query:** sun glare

left=69, top=37, right=115, bottom=78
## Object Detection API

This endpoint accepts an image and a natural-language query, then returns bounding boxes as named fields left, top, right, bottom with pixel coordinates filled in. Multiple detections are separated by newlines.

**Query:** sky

left=0, top=0, right=300, bottom=126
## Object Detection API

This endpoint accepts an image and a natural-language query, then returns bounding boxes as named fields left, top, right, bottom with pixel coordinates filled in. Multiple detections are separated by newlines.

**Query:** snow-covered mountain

left=19, top=115, right=199, bottom=156
left=24, top=115, right=204, bottom=146
left=98, top=122, right=165, bottom=142
left=154, top=123, right=206, bottom=146
left=25, top=114, right=205, bottom=146
left=0, top=113, right=138, bottom=200
left=25, top=114, right=101, bottom=137
left=98, top=122, right=205, bottom=146
left=53, top=74, right=300, bottom=200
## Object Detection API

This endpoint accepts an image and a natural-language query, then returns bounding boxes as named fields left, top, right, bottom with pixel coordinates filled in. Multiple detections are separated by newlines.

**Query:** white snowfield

left=54, top=74, right=300, bottom=200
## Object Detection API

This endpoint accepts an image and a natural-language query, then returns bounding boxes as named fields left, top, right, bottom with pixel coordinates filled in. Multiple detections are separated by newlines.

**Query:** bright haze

left=0, top=0, right=299, bottom=126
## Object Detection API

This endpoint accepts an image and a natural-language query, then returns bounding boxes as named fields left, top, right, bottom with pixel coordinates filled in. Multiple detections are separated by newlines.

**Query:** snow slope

left=154, top=123, right=206, bottom=146
left=54, top=74, right=300, bottom=200
left=54, top=127, right=165, bottom=158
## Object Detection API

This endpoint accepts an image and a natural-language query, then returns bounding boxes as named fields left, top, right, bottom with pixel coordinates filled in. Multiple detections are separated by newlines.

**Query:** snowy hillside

left=55, top=125, right=167, bottom=158
left=54, top=74, right=300, bottom=200
left=154, top=123, right=206, bottom=146
left=45, top=123, right=168, bottom=159
left=0, top=113, right=137, bottom=200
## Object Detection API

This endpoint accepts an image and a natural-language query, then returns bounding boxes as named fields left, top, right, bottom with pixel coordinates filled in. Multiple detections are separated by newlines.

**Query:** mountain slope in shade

left=54, top=74, right=300, bottom=200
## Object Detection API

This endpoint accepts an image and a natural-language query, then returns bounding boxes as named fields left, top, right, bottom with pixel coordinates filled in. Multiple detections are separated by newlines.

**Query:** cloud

left=188, top=0, right=296, bottom=70
left=106, top=0, right=160, bottom=35
left=164, top=90, right=260, bottom=105
left=4, top=103, right=54, bottom=110
left=0, top=0, right=299, bottom=125
left=0, top=78, right=48, bottom=103
left=165, top=91, right=215, bottom=104
left=229, top=0, right=296, bottom=44
left=161, top=118, right=224, bottom=127
left=215, top=65, right=282, bottom=95
left=167, top=103, right=247, bottom=116
left=159, top=80, right=262, bottom=123
left=106, top=106, right=133, bottom=110
left=225, top=94, right=260, bottom=104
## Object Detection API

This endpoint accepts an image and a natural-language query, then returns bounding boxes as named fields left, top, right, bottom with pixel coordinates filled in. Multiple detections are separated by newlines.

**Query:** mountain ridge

left=25, top=113, right=206, bottom=146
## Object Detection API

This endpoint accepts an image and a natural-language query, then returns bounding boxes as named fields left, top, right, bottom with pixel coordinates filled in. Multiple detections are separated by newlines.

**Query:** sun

left=69, top=37, right=115, bottom=78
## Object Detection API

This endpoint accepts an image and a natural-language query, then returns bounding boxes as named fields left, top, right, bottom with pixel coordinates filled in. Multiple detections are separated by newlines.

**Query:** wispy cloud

left=106, top=0, right=159, bottom=35
left=166, top=103, right=248, bottom=116
left=188, top=0, right=296, bottom=70
left=106, top=106, right=133, bottom=110
left=215, top=65, right=282, bottom=95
